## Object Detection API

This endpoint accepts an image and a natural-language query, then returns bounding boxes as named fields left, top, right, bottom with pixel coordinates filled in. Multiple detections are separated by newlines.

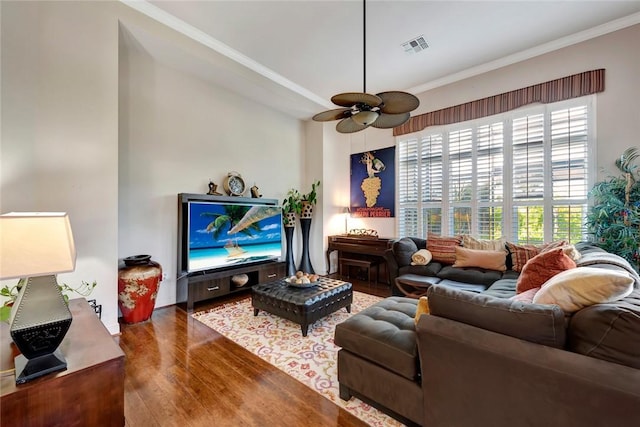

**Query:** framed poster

left=350, top=146, right=395, bottom=218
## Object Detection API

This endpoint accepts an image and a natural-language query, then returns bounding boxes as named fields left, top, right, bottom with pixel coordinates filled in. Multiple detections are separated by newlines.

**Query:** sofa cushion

left=516, top=247, right=576, bottom=294
left=533, top=267, right=635, bottom=312
left=453, top=247, right=507, bottom=271
left=427, top=284, right=566, bottom=348
left=483, top=279, right=517, bottom=298
left=438, top=265, right=502, bottom=287
left=427, top=233, right=462, bottom=264
left=393, top=237, right=419, bottom=267
left=398, top=263, right=442, bottom=277
left=334, top=297, right=419, bottom=380
left=568, top=289, right=640, bottom=369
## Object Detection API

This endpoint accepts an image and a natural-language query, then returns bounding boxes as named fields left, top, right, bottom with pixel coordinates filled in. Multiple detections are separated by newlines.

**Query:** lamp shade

left=0, top=212, right=77, bottom=280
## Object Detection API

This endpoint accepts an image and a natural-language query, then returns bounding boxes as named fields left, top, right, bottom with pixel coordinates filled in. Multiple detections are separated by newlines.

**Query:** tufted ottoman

left=334, top=296, right=423, bottom=426
left=251, top=277, right=352, bottom=336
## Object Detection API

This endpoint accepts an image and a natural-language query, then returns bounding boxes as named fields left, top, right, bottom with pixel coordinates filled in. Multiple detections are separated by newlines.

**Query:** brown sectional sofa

left=335, top=240, right=640, bottom=426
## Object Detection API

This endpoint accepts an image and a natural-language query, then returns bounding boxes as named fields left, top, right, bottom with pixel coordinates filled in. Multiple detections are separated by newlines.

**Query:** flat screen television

left=178, top=194, right=282, bottom=274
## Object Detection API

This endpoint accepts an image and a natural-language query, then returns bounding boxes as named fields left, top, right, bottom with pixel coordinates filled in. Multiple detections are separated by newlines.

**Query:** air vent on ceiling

left=402, top=35, right=429, bottom=55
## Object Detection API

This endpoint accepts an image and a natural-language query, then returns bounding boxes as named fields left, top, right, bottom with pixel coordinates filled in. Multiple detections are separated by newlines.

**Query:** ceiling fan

left=312, top=0, right=420, bottom=134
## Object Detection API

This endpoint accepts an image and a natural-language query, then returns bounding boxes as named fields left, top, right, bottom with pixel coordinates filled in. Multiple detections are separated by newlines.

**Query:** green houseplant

left=282, top=188, right=302, bottom=226
left=301, top=180, right=321, bottom=206
left=585, top=147, right=640, bottom=272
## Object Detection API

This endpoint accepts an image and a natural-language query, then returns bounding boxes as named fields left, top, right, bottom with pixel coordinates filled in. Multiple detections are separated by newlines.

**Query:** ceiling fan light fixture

left=311, top=0, right=419, bottom=133
left=352, top=110, right=379, bottom=126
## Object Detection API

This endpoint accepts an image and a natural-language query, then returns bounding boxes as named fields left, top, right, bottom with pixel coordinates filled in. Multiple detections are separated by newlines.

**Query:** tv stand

left=184, top=261, right=285, bottom=311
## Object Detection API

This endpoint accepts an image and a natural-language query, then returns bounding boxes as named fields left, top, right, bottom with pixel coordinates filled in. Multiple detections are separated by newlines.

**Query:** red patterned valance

left=394, top=69, right=605, bottom=137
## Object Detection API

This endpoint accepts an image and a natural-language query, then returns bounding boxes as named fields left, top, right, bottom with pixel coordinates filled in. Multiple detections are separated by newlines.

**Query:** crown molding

left=120, top=0, right=332, bottom=109
left=409, top=12, right=640, bottom=94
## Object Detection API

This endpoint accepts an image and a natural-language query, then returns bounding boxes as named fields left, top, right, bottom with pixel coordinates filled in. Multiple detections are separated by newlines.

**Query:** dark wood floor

left=117, top=274, right=392, bottom=427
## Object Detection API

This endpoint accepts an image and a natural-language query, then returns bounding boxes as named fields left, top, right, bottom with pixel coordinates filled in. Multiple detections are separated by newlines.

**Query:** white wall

left=1, top=1, right=121, bottom=333
left=348, top=23, right=640, bottom=237
left=119, top=24, right=305, bottom=308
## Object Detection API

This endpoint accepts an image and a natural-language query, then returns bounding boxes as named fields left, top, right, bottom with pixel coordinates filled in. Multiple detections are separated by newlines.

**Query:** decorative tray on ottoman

left=285, top=277, right=319, bottom=288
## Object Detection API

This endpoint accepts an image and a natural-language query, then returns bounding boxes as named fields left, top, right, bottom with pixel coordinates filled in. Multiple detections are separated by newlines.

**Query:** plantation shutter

left=421, top=135, right=443, bottom=235
left=449, top=129, right=473, bottom=234
left=398, top=138, right=419, bottom=236
left=476, top=123, right=504, bottom=239
left=512, top=114, right=545, bottom=244
left=550, top=105, right=589, bottom=242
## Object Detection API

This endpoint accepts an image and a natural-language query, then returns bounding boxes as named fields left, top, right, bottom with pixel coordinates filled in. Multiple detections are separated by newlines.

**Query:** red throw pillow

left=427, top=233, right=462, bottom=264
left=516, top=247, right=577, bottom=294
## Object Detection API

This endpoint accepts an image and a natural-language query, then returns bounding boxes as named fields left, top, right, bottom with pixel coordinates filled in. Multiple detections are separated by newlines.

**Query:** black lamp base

left=14, top=349, right=67, bottom=385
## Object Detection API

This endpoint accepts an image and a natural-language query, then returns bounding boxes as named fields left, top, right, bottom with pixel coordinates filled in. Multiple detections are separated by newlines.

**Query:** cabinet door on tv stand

left=259, top=262, right=286, bottom=283
left=189, top=277, right=230, bottom=305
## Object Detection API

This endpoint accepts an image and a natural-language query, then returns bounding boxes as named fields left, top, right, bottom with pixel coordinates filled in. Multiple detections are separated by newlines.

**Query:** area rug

left=192, top=291, right=404, bottom=427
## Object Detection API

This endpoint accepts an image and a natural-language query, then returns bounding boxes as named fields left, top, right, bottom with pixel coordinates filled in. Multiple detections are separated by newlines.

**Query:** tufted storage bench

left=334, top=296, right=422, bottom=426
left=252, top=277, right=353, bottom=337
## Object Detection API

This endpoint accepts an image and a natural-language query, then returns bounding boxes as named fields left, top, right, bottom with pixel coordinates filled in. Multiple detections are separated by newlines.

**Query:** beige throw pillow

left=461, top=235, right=507, bottom=252
left=453, top=246, right=507, bottom=272
left=411, top=249, right=433, bottom=266
left=532, top=267, right=635, bottom=312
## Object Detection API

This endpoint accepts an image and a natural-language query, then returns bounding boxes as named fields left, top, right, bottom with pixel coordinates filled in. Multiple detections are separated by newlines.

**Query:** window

left=397, top=98, right=593, bottom=243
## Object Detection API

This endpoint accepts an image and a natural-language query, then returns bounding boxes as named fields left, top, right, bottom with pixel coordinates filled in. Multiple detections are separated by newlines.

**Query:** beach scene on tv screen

left=188, top=202, right=282, bottom=272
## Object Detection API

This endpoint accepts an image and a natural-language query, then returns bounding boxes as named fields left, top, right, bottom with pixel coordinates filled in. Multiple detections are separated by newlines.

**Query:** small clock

left=223, top=172, right=246, bottom=196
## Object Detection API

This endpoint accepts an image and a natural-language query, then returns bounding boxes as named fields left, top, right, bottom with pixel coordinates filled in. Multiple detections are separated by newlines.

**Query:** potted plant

left=585, top=147, right=640, bottom=272
left=300, top=180, right=321, bottom=219
left=282, top=188, right=302, bottom=227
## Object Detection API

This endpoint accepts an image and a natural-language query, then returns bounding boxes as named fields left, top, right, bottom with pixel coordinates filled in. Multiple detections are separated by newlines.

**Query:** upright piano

left=326, top=234, right=395, bottom=283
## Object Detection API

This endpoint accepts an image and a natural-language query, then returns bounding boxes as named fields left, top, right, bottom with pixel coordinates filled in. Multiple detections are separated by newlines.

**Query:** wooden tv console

left=183, top=261, right=286, bottom=311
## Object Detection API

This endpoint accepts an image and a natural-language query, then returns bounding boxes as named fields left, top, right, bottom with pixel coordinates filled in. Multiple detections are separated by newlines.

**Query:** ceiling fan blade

left=371, top=112, right=411, bottom=129
left=331, top=92, right=382, bottom=108
left=336, top=117, right=370, bottom=134
left=312, top=108, right=351, bottom=122
left=376, top=91, right=420, bottom=114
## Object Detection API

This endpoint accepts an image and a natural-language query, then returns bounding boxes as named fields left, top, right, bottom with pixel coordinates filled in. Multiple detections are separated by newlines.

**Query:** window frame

left=395, top=95, right=597, bottom=243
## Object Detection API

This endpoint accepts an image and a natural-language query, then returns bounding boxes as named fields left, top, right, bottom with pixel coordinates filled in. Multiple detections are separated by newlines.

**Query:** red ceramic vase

left=117, top=255, right=162, bottom=324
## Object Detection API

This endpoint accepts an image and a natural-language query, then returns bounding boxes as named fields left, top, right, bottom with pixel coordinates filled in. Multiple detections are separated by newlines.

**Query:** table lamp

left=343, top=207, right=351, bottom=234
left=0, top=212, right=77, bottom=384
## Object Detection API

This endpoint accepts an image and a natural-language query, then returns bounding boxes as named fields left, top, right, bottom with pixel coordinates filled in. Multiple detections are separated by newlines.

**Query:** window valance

left=393, top=69, right=605, bottom=137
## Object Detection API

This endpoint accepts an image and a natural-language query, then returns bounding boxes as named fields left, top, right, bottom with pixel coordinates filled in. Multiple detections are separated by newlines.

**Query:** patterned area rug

left=192, top=291, right=404, bottom=427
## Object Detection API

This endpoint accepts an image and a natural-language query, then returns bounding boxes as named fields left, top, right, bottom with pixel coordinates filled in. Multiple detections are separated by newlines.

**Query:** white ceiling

left=124, top=1, right=640, bottom=119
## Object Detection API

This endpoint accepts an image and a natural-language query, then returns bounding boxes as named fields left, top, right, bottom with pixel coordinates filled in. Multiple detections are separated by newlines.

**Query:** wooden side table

left=1, top=298, right=125, bottom=426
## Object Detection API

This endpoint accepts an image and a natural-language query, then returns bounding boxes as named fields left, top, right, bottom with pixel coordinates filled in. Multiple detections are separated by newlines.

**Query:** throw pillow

left=506, top=240, right=570, bottom=272
left=414, top=296, right=430, bottom=324
left=510, top=287, right=540, bottom=303
left=532, top=267, right=635, bottom=313
left=393, top=237, right=419, bottom=267
left=427, top=233, right=462, bottom=264
left=516, top=247, right=576, bottom=294
left=452, top=246, right=507, bottom=271
left=411, top=249, right=432, bottom=266
left=461, top=235, right=507, bottom=252
left=427, top=284, right=566, bottom=348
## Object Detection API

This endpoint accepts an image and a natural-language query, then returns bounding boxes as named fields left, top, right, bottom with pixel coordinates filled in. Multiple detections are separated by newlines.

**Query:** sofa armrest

left=416, top=314, right=640, bottom=427
left=383, top=248, right=400, bottom=284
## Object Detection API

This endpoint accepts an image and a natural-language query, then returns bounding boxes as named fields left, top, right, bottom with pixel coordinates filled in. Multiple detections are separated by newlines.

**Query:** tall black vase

left=284, top=225, right=296, bottom=276
left=298, top=217, right=315, bottom=273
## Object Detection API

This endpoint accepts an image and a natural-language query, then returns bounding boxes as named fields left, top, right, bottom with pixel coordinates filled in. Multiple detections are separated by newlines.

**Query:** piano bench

left=339, top=258, right=380, bottom=286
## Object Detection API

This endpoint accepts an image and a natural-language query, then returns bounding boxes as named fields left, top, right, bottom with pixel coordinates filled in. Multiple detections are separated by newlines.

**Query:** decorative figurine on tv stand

left=251, top=184, right=262, bottom=198
left=207, top=180, right=222, bottom=196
